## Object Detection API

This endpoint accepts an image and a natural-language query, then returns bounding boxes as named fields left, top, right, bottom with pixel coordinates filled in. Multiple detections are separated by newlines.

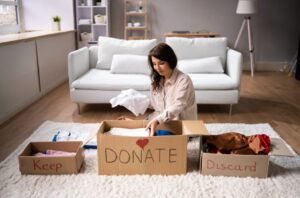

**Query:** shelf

left=92, top=24, right=107, bottom=26
left=126, top=26, right=146, bottom=30
left=77, top=6, right=107, bottom=8
left=125, top=12, right=147, bottom=16
left=75, top=0, right=110, bottom=48
left=128, top=36, right=145, bottom=40
left=78, top=24, right=92, bottom=26
left=77, top=6, right=92, bottom=8
left=124, top=0, right=148, bottom=40
left=164, top=32, right=219, bottom=38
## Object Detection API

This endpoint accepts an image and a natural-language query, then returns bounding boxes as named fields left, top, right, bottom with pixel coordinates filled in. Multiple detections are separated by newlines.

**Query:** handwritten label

left=104, top=147, right=177, bottom=164
left=33, top=159, right=63, bottom=172
left=206, top=159, right=257, bottom=172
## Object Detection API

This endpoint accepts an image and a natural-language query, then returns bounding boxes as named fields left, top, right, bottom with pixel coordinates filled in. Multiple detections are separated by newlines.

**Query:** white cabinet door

left=0, top=41, right=40, bottom=123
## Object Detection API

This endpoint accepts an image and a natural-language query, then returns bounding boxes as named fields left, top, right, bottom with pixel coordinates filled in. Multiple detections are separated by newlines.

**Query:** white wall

left=22, top=0, right=74, bottom=31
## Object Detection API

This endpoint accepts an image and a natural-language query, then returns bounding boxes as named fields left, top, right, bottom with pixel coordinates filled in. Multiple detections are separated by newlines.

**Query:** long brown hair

left=148, top=43, right=177, bottom=91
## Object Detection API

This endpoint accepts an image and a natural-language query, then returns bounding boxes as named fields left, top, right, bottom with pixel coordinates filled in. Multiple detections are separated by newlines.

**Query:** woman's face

left=151, top=56, right=173, bottom=78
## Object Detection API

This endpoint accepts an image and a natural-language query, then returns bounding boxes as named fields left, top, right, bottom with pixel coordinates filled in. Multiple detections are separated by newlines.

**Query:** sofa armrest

left=68, top=47, right=90, bottom=87
left=226, top=48, right=243, bottom=88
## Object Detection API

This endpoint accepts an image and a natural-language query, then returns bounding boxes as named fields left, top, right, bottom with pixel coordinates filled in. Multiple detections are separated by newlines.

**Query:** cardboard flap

left=182, top=120, right=208, bottom=136
left=269, top=138, right=295, bottom=157
left=81, top=122, right=102, bottom=147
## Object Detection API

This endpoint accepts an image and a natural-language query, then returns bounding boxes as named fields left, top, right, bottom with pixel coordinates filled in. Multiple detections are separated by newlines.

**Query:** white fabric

left=68, top=47, right=90, bottom=87
left=110, top=89, right=150, bottom=116
left=110, top=54, right=150, bottom=75
left=105, top=127, right=149, bottom=137
left=1, top=121, right=299, bottom=198
left=166, top=37, right=227, bottom=67
left=53, top=130, right=96, bottom=147
left=189, top=73, right=237, bottom=89
left=96, top=37, right=157, bottom=69
left=227, top=48, right=243, bottom=87
left=72, top=69, right=151, bottom=91
left=178, top=56, right=224, bottom=74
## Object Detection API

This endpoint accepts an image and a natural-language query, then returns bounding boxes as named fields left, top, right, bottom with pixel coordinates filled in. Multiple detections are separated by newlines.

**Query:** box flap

left=269, top=138, right=295, bottom=157
left=182, top=120, right=208, bottom=136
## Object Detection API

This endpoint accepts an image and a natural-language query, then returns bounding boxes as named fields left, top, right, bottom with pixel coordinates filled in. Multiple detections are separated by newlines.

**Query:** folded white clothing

left=110, top=89, right=150, bottom=116
left=105, top=127, right=150, bottom=137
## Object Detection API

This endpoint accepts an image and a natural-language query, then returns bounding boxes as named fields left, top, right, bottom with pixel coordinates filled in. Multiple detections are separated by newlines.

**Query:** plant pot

left=52, top=21, right=61, bottom=31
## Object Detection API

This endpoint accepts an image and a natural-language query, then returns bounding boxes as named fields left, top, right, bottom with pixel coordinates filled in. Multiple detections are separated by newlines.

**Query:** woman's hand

left=146, top=119, right=159, bottom=136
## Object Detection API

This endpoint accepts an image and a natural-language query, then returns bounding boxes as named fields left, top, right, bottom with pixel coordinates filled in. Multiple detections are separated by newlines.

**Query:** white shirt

left=149, top=68, right=197, bottom=123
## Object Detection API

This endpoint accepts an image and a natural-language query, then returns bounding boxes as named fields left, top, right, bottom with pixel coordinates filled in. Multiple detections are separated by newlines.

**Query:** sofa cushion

left=166, top=37, right=227, bottom=67
left=96, top=37, right=157, bottom=69
left=178, top=56, right=224, bottom=74
left=189, top=74, right=238, bottom=90
left=72, top=69, right=151, bottom=91
left=110, top=54, right=151, bottom=75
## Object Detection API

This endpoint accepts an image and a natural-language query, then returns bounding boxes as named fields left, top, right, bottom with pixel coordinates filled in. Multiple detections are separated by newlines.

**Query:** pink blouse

left=149, top=68, right=198, bottom=123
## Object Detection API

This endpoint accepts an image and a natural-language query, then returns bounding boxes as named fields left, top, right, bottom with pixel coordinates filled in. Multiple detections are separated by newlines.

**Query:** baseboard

left=242, top=61, right=288, bottom=71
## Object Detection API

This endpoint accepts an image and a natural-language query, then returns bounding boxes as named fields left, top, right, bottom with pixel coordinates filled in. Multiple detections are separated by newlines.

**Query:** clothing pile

left=105, top=128, right=175, bottom=137
left=203, top=132, right=271, bottom=155
left=33, top=150, right=76, bottom=157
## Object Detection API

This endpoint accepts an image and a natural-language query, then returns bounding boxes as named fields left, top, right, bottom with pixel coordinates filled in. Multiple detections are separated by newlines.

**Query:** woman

left=146, top=43, right=197, bottom=136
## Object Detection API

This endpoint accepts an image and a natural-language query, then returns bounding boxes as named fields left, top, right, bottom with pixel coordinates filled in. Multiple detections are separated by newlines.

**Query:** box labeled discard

left=19, top=141, right=84, bottom=174
left=97, top=120, right=208, bottom=175
left=200, top=136, right=295, bottom=178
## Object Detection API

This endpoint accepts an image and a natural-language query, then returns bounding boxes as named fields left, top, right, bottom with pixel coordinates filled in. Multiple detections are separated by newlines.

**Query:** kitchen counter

left=0, top=30, right=75, bottom=46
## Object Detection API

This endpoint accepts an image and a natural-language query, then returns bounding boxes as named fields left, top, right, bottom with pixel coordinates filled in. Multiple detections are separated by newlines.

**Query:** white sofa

left=68, top=37, right=242, bottom=113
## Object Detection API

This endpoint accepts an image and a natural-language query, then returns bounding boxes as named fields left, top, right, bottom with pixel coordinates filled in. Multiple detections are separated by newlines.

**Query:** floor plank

left=0, top=71, right=299, bottom=162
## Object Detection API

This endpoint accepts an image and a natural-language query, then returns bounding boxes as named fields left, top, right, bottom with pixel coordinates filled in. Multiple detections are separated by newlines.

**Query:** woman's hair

left=148, top=43, right=177, bottom=91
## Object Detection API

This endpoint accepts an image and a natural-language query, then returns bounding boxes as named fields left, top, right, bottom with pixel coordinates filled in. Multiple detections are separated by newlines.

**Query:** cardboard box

left=97, top=120, right=208, bottom=175
left=19, top=141, right=84, bottom=174
left=200, top=136, right=295, bottom=178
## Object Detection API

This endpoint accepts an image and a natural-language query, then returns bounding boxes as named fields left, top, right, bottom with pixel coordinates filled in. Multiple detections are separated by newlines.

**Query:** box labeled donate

left=97, top=120, right=208, bottom=175
left=200, top=137, right=295, bottom=178
left=19, top=141, right=84, bottom=174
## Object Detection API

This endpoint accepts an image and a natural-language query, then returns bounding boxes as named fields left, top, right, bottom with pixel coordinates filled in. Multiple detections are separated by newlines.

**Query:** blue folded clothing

left=155, top=129, right=175, bottom=136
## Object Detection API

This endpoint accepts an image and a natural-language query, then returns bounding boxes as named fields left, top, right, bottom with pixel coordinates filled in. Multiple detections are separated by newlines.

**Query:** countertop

left=0, top=30, right=75, bottom=46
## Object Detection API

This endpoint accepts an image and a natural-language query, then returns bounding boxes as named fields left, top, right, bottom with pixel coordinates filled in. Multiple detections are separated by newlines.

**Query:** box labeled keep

left=97, top=120, right=208, bottom=175
left=19, top=141, right=84, bottom=174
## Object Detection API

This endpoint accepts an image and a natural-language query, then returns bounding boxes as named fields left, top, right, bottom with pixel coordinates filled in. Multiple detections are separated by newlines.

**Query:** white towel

left=110, top=89, right=150, bottom=116
left=105, top=127, right=150, bottom=137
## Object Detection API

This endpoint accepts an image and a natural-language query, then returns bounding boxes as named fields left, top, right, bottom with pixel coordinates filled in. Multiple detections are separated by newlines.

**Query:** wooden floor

left=0, top=71, right=300, bottom=162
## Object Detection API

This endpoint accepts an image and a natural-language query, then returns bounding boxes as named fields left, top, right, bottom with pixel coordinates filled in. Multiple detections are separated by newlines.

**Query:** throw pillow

left=110, top=54, right=151, bottom=75
left=96, top=36, right=157, bottom=69
left=178, top=56, right=224, bottom=73
left=166, top=37, right=227, bottom=67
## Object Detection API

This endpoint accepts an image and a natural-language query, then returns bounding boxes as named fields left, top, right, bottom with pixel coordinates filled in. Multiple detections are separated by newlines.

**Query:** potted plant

left=52, top=15, right=61, bottom=31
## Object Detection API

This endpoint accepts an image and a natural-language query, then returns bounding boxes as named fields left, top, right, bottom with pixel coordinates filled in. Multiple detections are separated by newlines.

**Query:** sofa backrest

left=166, top=37, right=227, bottom=67
left=89, top=46, right=98, bottom=68
left=96, top=36, right=157, bottom=70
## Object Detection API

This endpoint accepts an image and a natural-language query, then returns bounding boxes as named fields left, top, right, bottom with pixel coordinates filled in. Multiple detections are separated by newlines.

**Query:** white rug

left=1, top=121, right=300, bottom=198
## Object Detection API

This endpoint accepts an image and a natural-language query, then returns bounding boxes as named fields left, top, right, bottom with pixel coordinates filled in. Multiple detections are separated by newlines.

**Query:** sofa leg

left=77, top=103, right=81, bottom=114
left=229, top=104, right=233, bottom=116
